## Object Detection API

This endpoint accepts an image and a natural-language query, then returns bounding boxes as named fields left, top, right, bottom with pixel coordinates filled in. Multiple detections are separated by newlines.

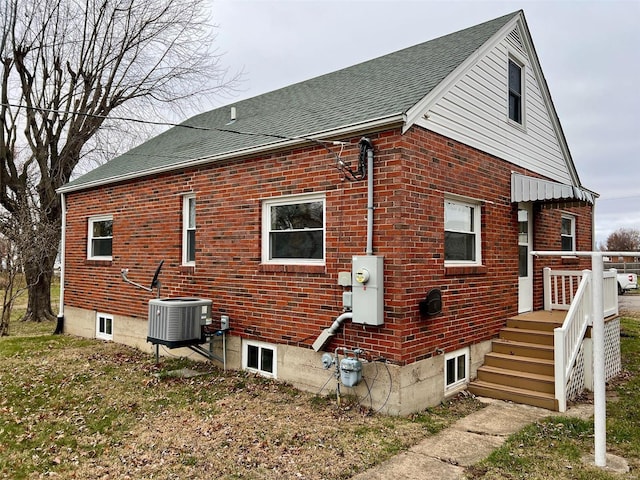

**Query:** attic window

left=508, top=58, right=523, bottom=124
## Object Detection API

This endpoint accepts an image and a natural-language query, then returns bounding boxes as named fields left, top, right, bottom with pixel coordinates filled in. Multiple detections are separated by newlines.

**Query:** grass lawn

left=1, top=288, right=639, bottom=479
left=0, top=316, right=483, bottom=479
left=466, top=314, right=640, bottom=479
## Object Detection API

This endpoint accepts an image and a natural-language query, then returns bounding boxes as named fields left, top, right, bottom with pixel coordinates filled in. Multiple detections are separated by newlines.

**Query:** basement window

left=96, top=312, right=113, bottom=341
left=242, top=340, right=277, bottom=378
left=87, top=215, right=113, bottom=260
left=445, top=347, right=469, bottom=392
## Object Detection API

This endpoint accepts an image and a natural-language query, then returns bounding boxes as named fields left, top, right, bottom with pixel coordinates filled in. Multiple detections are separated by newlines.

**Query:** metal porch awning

left=511, top=172, right=595, bottom=206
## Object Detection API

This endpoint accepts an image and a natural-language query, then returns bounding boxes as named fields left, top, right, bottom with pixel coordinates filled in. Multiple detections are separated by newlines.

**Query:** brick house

left=58, top=11, right=599, bottom=414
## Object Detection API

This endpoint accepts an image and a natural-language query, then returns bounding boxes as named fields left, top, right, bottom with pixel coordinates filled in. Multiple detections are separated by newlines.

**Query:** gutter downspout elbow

left=328, top=311, right=353, bottom=335
left=312, top=312, right=353, bottom=352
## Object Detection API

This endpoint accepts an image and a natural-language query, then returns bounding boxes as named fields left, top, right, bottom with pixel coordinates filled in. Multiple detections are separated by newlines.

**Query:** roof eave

left=57, top=113, right=406, bottom=195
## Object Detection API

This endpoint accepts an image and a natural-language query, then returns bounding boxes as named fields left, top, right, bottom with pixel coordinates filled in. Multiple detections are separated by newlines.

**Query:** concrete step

left=500, top=327, right=554, bottom=346
left=492, top=338, right=554, bottom=360
left=476, top=365, right=554, bottom=394
left=484, top=351, right=554, bottom=376
left=468, top=380, right=558, bottom=411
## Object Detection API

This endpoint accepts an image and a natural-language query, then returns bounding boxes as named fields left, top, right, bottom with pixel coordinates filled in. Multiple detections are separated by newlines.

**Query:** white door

left=518, top=203, right=533, bottom=313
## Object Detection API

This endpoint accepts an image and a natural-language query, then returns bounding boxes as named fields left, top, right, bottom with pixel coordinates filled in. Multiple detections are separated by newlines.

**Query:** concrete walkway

left=351, top=398, right=595, bottom=480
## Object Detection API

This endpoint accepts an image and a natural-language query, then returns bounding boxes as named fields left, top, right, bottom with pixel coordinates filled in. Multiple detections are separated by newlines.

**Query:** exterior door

left=518, top=203, right=533, bottom=313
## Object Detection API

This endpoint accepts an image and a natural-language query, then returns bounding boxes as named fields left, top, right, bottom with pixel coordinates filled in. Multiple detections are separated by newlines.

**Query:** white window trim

left=182, top=194, right=196, bottom=266
left=96, top=312, right=114, bottom=341
left=444, top=196, right=482, bottom=266
left=561, top=214, right=576, bottom=253
left=444, top=347, right=470, bottom=393
left=261, top=192, right=326, bottom=265
left=242, top=340, right=277, bottom=378
left=87, top=215, right=113, bottom=261
left=507, top=53, right=526, bottom=130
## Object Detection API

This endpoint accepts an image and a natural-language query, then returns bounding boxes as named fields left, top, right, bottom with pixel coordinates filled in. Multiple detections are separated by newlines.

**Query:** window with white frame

left=182, top=195, right=196, bottom=265
left=445, top=347, right=469, bottom=392
left=444, top=197, right=481, bottom=265
left=508, top=57, right=524, bottom=125
left=561, top=214, right=576, bottom=252
left=96, top=312, right=113, bottom=341
left=262, top=193, right=325, bottom=264
left=87, top=215, right=113, bottom=260
left=242, top=340, right=277, bottom=378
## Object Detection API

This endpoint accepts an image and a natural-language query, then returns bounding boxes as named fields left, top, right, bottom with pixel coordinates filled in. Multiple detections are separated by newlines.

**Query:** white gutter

left=57, top=113, right=405, bottom=195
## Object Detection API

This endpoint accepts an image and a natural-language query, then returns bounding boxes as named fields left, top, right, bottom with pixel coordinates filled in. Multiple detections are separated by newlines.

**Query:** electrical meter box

left=352, top=255, right=384, bottom=325
left=340, top=357, right=362, bottom=387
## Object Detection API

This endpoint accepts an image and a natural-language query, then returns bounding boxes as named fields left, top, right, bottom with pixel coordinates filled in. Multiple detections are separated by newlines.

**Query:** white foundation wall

left=63, top=307, right=491, bottom=416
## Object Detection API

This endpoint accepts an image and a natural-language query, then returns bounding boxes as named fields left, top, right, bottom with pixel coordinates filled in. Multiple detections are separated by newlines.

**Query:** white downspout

left=57, top=192, right=66, bottom=322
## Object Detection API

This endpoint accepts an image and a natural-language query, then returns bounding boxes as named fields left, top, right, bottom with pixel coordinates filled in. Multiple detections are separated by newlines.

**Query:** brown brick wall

left=63, top=126, right=593, bottom=365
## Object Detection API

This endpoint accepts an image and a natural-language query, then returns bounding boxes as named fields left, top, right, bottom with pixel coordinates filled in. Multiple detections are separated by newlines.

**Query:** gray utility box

left=147, top=298, right=212, bottom=348
left=352, top=255, right=384, bottom=325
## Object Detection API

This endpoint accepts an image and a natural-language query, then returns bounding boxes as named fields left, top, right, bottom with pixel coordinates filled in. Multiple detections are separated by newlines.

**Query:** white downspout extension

left=312, top=312, right=353, bottom=352
left=57, top=192, right=66, bottom=319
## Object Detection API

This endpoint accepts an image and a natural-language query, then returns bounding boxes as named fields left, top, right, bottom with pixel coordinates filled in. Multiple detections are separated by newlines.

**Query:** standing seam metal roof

left=61, top=11, right=520, bottom=192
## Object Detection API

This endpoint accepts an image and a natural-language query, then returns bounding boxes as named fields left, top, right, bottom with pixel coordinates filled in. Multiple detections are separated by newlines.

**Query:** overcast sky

left=209, top=0, right=639, bottom=247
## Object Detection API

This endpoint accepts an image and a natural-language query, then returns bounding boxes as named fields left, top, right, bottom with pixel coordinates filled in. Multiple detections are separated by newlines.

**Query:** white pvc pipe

left=591, top=252, right=606, bottom=467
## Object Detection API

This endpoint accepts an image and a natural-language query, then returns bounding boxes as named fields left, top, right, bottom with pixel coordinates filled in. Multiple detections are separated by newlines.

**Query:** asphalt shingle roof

left=62, top=11, right=519, bottom=192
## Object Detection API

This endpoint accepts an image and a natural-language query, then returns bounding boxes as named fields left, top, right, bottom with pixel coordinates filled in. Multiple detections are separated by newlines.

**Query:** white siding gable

left=409, top=20, right=575, bottom=185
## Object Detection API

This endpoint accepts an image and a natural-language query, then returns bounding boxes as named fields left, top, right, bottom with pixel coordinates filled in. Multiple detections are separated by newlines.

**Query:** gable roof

left=60, top=11, right=525, bottom=193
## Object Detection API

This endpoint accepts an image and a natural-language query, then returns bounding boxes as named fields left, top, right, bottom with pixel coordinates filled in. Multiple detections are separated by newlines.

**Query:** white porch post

left=532, top=249, right=640, bottom=469
left=543, top=267, right=552, bottom=311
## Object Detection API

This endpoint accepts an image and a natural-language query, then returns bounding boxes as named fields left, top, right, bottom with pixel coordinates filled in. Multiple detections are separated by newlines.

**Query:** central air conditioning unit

left=147, top=298, right=212, bottom=348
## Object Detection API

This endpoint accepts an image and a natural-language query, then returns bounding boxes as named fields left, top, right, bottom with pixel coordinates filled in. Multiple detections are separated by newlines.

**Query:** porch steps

left=468, top=310, right=565, bottom=411
left=468, top=381, right=557, bottom=410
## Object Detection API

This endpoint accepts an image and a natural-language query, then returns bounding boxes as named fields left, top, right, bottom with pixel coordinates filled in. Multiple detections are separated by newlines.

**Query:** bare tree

left=0, top=0, right=236, bottom=321
left=605, top=228, right=640, bottom=252
left=0, top=198, right=46, bottom=335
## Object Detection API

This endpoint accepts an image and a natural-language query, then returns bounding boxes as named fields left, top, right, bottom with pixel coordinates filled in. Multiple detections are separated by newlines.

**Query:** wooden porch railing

left=544, top=267, right=618, bottom=412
